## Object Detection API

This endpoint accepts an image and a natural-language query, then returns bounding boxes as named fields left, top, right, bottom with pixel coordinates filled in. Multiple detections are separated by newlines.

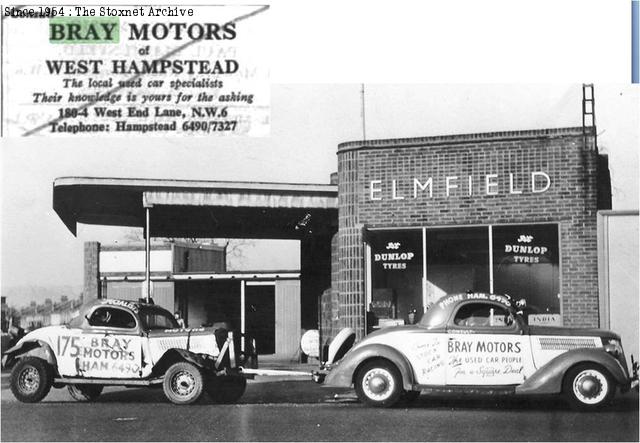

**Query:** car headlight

left=603, top=338, right=623, bottom=358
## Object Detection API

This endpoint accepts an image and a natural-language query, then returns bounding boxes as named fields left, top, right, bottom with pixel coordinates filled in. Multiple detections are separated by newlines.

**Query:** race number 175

left=57, top=336, right=80, bottom=357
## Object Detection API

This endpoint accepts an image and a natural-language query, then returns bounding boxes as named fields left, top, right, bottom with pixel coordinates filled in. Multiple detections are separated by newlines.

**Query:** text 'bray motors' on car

left=315, top=292, right=638, bottom=411
left=1, top=298, right=257, bottom=405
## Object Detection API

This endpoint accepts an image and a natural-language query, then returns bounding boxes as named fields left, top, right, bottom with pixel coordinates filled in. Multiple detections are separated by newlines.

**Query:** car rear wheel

left=68, top=384, right=103, bottom=402
left=355, top=360, right=403, bottom=407
left=563, top=363, right=615, bottom=411
left=10, top=357, right=53, bottom=403
left=163, top=362, right=204, bottom=405
left=206, top=375, right=247, bottom=403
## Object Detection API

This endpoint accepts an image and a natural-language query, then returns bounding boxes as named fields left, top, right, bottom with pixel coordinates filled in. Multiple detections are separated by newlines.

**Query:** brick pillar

left=84, top=241, right=101, bottom=300
left=561, top=133, right=600, bottom=327
left=337, top=148, right=366, bottom=339
left=329, top=233, right=340, bottom=338
left=320, top=233, right=342, bottom=347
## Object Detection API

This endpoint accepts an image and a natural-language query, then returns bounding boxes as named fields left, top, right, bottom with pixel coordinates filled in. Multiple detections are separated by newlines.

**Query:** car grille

left=537, top=337, right=599, bottom=350
left=155, top=337, right=188, bottom=351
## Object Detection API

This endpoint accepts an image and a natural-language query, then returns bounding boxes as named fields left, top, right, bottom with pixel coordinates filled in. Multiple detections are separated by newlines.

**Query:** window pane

left=369, top=230, right=423, bottom=324
left=139, top=306, right=179, bottom=330
left=492, top=224, right=560, bottom=320
left=453, top=303, right=512, bottom=328
left=89, top=307, right=136, bottom=329
left=425, top=227, right=490, bottom=305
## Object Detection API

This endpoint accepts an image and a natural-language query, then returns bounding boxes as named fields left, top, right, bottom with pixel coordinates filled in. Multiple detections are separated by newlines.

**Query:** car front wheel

left=10, top=357, right=53, bottom=403
left=563, top=363, right=615, bottom=411
left=163, top=362, right=204, bottom=405
left=355, top=360, right=403, bottom=407
left=68, top=384, right=103, bottom=402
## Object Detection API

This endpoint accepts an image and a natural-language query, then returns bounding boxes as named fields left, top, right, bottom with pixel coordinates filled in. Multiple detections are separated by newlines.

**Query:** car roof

left=69, top=298, right=167, bottom=329
left=420, top=293, right=514, bottom=327
left=435, top=293, right=513, bottom=310
left=78, top=298, right=155, bottom=316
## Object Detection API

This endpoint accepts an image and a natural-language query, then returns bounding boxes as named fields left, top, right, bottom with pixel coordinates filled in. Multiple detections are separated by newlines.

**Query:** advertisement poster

left=1, top=1, right=639, bottom=442
left=2, top=5, right=269, bottom=136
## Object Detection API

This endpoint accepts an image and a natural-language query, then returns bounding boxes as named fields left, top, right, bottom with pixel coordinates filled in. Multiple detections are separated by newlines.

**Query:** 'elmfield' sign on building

left=369, top=171, right=551, bottom=200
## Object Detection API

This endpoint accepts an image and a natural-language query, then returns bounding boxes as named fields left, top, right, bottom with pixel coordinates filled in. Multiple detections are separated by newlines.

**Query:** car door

left=445, top=301, right=534, bottom=386
left=56, top=306, right=143, bottom=379
left=402, top=329, right=448, bottom=386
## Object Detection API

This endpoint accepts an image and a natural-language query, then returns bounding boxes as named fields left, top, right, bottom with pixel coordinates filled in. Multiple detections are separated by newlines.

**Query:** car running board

left=418, top=385, right=517, bottom=396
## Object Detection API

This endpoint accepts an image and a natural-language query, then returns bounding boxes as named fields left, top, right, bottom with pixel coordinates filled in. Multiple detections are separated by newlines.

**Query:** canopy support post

left=145, top=206, right=151, bottom=303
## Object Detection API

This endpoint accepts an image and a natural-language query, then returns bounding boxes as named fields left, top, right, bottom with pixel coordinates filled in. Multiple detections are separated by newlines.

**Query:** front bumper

left=312, top=370, right=327, bottom=384
left=621, top=356, right=639, bottom=392
left=630, top=357, right=639, bottom=391
left=312, top=361, right=337, bottom=384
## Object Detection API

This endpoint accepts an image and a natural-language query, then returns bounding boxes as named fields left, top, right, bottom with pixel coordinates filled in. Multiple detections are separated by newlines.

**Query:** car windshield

left=138, top=306, right=180, bottom=330
left=419, top=304, right=448, bottom=328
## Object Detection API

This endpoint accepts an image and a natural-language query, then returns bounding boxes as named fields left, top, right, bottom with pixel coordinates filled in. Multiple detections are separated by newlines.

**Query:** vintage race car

left=317, top=293, right=638, bottom=411
left=2, top=298, right=257, bottom=405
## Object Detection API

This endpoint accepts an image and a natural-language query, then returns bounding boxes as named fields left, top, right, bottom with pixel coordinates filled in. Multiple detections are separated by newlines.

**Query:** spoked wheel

left=10, top=357, right=53, bottom=403
left=68, top=384, right=103, bottom=402
left=355, top=360, right=403, bottom=407
left=563, top=363, right=615, bottom=411
left=206, top=375, right=247, bottom=403
left=163, top=362, right=204, bottom=405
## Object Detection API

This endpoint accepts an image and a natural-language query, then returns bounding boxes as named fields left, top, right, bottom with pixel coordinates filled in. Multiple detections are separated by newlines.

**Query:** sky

left=0, top=1, right=638, bottom=307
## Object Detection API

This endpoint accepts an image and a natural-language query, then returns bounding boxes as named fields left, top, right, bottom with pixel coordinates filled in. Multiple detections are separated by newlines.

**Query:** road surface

left=1, top=374, right=638, bottom=441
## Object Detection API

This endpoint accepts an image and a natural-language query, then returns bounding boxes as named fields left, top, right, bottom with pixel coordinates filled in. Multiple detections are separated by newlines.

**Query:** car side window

left=88, top=307, right=136, bottom=329
left=453, top=303, right=514, bottom=328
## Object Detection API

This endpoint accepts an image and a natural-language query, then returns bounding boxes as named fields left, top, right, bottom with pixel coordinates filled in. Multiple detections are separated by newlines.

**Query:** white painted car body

left=321, top=293, right=636, bottom=409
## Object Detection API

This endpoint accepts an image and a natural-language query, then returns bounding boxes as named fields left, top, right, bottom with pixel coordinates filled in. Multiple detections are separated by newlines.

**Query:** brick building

left=326, top=126, right=611, bottom=341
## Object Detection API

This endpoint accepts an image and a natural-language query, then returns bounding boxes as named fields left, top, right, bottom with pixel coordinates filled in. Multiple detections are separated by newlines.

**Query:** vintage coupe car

left=2, top=298, right=256, bottom=405
left=318, top=293, right=638, bottom=411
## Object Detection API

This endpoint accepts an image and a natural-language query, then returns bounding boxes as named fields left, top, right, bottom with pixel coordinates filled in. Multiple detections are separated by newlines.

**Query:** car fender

left=150, top=348, right=210, bottom=377
left=324, top=343, right=415, bottom=391
left=516, top=348, right=629, bottom=395
left=2, top=339, right=58, bottom=370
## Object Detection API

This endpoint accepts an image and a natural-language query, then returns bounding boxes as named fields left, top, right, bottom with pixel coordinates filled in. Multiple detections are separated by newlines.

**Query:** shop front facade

left=331, top=127, right=611, bottom=340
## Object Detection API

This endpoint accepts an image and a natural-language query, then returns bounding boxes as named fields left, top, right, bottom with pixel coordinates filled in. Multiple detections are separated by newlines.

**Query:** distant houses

left=11, top=294, right=84, bottom=331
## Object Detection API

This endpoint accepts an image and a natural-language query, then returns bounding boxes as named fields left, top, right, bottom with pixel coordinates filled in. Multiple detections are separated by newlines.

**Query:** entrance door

left=244, top=284, right=276, bottom=355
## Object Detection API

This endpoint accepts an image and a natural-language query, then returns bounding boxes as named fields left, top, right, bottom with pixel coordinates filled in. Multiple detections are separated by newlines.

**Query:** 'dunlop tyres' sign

left=2, top=5, right=269, bottom=137
left=374, top=241, right=416, bottom=270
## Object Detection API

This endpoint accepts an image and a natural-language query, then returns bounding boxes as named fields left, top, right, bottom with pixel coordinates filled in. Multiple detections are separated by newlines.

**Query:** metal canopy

left=53, top=177, right=339, bottom=239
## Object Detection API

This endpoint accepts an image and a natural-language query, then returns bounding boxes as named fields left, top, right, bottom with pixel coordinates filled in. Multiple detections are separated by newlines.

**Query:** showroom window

left=492, top=224, right=560, bottom=323
left=366, top=223, right=561, bottom=329
left=368, top=229, right=423, bottom=327
left=425, top=227, right=490, bottom=303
